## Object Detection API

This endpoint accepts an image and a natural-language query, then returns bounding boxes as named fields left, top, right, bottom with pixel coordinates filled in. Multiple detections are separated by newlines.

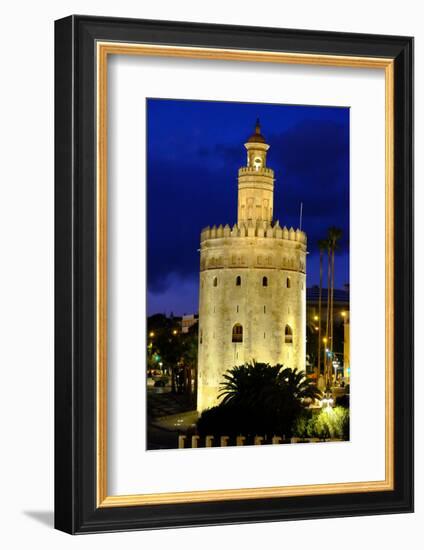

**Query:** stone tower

left=197, top=121, right=307, bottom=412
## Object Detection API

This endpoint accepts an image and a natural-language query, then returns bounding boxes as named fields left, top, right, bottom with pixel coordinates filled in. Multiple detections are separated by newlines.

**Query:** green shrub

left=311, top=406, right=349, bottom=440
left=293, top=410, right=315, bottom=440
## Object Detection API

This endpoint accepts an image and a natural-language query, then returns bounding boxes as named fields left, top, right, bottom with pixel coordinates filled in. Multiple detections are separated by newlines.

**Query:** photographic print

left=147, top=98, right=350, bottom=450
left=55, top=17, right=413, bottom=532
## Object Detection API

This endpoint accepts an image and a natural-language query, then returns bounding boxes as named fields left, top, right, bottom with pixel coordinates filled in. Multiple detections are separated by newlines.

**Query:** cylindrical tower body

left=197, top=225, right=307, bottom=411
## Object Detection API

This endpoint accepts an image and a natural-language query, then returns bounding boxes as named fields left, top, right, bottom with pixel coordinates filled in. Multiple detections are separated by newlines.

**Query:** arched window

left=236, top=275, right=241, bottom=286
left=285, top=325, right=293, bottom=344
left=232, top=324, right=243, bottom=343
left=262, top=276, right=268, bottom=287
left=213, top=277, right=218, bottom=287
left=200, top=331, right=203, bottom=344
left=286, top=277, right=291, bottom=288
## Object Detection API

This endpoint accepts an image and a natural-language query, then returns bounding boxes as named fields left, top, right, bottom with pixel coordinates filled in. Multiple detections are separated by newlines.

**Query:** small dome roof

left=247, top=118, right=266, bottom=143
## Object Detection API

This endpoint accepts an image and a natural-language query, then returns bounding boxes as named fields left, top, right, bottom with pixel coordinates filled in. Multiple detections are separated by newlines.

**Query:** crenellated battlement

left=238, top=166, right=274, bottom=177
left=200, top=221, right=307, bottom=245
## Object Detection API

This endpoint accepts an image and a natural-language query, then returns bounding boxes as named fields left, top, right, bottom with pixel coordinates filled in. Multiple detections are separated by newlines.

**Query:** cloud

left=147, top=159, right=237, bottom=293
left=148, top=273, right=199, bottom=316
left=270, top=120, right=350, bottom=254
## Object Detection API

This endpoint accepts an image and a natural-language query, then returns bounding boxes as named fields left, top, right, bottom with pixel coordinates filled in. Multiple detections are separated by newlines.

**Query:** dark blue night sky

left=147, top=98, right=349, bottom=316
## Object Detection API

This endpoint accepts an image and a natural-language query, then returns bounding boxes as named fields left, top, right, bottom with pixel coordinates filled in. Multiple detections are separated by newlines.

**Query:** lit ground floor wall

left=197, top=267, right=306, bottom=412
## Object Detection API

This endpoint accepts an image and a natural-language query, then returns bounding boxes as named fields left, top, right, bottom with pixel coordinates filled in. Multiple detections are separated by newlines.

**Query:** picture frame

left=54, top=15, right=414, bottom=534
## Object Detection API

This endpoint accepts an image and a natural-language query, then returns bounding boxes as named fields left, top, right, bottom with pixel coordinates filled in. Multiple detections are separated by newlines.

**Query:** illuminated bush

left=293, top=406, right=349, bottom=441
left=315, top=407, right=349, bottom=440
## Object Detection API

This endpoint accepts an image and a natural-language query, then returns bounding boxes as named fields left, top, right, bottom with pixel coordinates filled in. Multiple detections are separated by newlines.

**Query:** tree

left=179, top=330, right=198, bottom=401
left=325, top=237, right=332, bottom=384
left=317, top=239, right=328, bottom=382
left=147, top=314, right=184, bottom=392
left=327, top=226, right=343, bottom=382
left=197, top=362, right=322, bottom=438
left=318, top=227, right=342, bottom=386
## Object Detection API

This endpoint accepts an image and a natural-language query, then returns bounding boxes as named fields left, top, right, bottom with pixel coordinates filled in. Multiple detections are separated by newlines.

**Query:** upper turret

left=247, top=118, right=266, bottom=143
left=237, top=120, right=275, bottom=224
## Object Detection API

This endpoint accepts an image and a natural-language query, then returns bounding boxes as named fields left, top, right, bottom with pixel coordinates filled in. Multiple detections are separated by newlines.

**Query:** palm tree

left=327, top=227, right=343, bottom=382
left=317, top=239, right=328, bottom=383
left=212, top=362, right=322, bottom=437
left=218, top=362, right=282, bottom=407
left=180, top=334, right=198, bottom=402
left=325, top=238, right=332, bottom=384
left=278, top=366, right=323, bottom=403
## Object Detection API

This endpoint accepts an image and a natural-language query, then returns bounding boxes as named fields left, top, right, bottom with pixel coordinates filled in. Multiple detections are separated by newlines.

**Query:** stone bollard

left=191, top=435, right=200, bottom=448
left=236, top=436, right=246, bottom=446
left=178, top=435, right=186, bottom=449
left=272, top=436, right=282, bottom=444
left=254, top=436, right=264, bottom=445
left=205, top=435, right=214, bottom=447
left=220, top=436, right=230, bottom=447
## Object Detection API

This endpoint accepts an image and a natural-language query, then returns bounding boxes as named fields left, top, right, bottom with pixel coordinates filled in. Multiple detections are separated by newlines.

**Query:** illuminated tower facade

left=197, top=121, right=307, bottom=411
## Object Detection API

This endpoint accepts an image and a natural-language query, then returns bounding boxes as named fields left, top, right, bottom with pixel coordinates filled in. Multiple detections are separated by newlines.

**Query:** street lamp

left=320, top=386, right=334, bottom=409
left=332, top=360, right=339, bottom=382
left=149, top=331, right=155, bottom=338
left=322, top=337, right=328, bottom=384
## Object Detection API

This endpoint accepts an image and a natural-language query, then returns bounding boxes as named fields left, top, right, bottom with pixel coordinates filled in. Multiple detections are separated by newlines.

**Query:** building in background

left=197, top=121, right=307, bottom=411
left=343, top=310, right=350, bottom=383
left=181, top=313, right=198, bottom=334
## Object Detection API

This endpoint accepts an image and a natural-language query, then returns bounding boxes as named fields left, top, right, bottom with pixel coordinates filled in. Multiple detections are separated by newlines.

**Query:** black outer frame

left=54, top=15, right=414, bottom=534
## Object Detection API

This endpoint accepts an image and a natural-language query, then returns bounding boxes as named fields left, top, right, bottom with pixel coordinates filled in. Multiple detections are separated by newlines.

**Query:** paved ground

left=147, top=389, right=198, bottom=450
left=147, top=388, right=194, bottom=418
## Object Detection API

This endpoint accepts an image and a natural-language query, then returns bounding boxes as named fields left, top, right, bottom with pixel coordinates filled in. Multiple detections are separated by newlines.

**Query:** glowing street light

left=321, top=395, right=334, bottom=408
left=333, top=360, right=339, bottom=380
left=149, top=331, right=155, bottom=338
left=320, top=385, right=334, bottom=409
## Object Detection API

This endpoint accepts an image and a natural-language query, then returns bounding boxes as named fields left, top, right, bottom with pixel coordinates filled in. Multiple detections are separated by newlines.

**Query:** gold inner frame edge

left=96, top=42, right=394, bottom=508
